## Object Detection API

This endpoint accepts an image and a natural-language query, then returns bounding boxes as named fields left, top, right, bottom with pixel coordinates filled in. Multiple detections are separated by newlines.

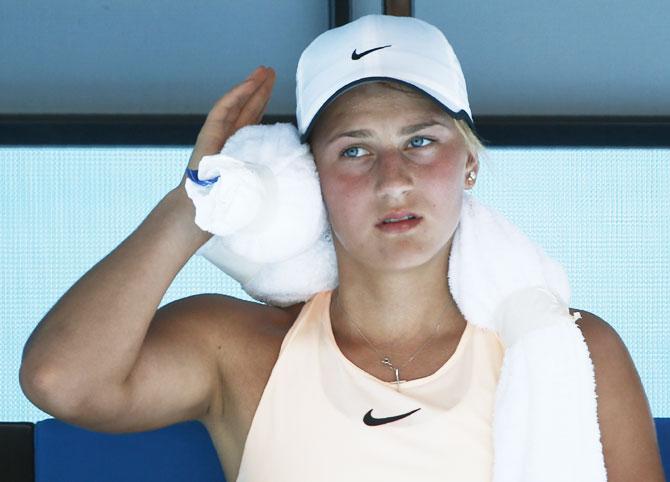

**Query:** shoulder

left=177, top=293, right=303, bottom=341
left=568, top=307, right=665, bottom=481
left=568, top=307, right=627, bottom=364
left=190, top=294, right=305, bottom=371
left=156, top=293, right=303, bottom=391
left=175, top=294, right=302, bottom=419
left=568, top=307, right=636, bottom=386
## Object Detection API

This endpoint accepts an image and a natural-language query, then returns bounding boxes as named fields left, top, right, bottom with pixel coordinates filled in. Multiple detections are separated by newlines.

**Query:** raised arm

left=19, top=66, right=276, bottom=433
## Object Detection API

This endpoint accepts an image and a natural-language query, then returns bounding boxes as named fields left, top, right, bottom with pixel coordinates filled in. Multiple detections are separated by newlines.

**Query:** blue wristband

left=185, top=168, right=220, bottom=186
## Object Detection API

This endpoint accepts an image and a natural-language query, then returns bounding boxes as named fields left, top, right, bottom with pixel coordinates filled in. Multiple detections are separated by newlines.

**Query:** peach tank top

left=236, top=289, right=505, bottom=481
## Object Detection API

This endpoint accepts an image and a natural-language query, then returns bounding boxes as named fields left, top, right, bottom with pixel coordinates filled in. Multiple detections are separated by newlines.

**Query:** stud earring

left=467, top=171, right=477, bottom=184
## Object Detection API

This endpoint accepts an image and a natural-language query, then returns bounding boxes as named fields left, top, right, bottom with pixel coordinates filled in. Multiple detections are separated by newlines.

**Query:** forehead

left=310, top=81, right=448, bottom=139
left=327, top=81, right=439, bottom=113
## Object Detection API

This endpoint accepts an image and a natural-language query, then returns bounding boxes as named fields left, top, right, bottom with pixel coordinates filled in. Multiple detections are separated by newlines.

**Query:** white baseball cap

left=296, top=14, right=476, bottom=143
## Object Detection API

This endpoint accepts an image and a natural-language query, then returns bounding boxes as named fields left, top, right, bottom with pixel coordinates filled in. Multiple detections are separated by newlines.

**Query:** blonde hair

left=453, top=118, right=486, bottom=159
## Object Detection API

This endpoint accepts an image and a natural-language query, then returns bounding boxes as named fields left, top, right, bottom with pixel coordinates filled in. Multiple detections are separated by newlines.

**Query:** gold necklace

left=333, top=291, right=449, bottom=391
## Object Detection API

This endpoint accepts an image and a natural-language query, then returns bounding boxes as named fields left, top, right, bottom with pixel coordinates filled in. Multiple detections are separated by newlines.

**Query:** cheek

left=420, top=153, right=466, bottom=220
left=424, top=155, right=464, bottom=194
left=319, top=170, right=369, bottom=227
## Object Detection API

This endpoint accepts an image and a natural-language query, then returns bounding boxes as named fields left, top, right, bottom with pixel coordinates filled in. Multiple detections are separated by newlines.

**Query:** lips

left=376, top=210, right=421, bottom=226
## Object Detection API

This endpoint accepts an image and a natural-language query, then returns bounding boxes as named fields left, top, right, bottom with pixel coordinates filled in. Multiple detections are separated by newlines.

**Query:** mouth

left=376, top=211, right=422, bottom=227
left=376, top=212, right=423, bottom=233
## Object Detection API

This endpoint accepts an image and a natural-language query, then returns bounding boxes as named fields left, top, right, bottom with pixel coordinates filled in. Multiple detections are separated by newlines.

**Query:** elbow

left=20, top=363, right=129, bottom=431
left=19, top=363, right=74, bottom=417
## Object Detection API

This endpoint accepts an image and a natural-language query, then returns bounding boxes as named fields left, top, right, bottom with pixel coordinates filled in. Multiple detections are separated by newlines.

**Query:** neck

left=330, top=243, right=465, bottom=351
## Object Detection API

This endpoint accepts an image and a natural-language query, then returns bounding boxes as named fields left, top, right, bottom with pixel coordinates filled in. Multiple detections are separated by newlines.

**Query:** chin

left=370, top=242, right=445, bottom=272
left=334, top=224, right=452, bottom=270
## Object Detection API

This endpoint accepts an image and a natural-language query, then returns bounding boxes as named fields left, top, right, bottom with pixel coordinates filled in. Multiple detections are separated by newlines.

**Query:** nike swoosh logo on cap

left=351, top=44, right=392, bottom=60
left=363, top=407, right=421, bottom=426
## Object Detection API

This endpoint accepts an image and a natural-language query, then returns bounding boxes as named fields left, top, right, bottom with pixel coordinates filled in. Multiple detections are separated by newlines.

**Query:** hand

left=179, top=66, right=276, bottom=187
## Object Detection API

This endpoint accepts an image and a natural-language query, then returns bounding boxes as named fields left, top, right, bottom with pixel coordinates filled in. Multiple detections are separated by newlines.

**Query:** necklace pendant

left=394, top=369, right=407, bottom=391
left=381, top=357, right=393, bottom=368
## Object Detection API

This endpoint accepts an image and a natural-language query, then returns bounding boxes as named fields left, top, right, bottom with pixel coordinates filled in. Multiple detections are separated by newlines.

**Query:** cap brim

left=299, top=76, right=479, bottom=144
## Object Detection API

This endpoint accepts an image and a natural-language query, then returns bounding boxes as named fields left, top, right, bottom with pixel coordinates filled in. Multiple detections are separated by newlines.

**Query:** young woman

left=20, top=15, right=664, bottom=482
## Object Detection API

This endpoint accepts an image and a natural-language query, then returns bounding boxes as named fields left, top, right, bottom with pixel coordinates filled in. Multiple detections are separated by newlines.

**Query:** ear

left=464, top=152, right=479, bottom=189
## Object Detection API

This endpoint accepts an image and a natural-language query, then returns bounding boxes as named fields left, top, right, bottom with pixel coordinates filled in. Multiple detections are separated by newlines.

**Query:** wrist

left=185, top=167, right=220, bottom=186
left=164, top=185, right=214, bottom=248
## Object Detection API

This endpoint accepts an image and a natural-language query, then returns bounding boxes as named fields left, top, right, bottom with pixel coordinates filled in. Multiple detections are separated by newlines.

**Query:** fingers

left=204, top=66, right=269, bottom=126
left=232, top=67, right=276, bottom=130
left=183, top=66, right=275, bottom=177
left=202, top=66, right=274, bottom=143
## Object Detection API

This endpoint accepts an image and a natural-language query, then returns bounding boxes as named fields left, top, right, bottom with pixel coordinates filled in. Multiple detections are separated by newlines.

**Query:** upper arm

left=572, top=308, right=665, bottom=481
left=71, top=294, right=232, bottom=434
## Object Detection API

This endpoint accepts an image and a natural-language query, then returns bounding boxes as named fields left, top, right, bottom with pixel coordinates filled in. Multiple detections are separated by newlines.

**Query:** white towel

left=185, top=123, right=338, bottom=306
left=184, top=122, right=607, bottom=481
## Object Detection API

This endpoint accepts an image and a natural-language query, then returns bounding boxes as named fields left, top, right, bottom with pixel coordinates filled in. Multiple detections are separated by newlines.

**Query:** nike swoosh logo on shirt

left=363, top=407, right=421, bottom=426
left=351, top=44, right=392, bottom=60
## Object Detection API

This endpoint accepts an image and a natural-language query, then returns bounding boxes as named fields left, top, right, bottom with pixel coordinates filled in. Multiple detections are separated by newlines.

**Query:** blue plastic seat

left=34, top=418, right=226, bottom=481
left=657, top=417, right=670, bottom=478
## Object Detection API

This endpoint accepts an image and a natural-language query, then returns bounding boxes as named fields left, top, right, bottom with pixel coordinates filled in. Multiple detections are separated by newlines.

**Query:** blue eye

left=409, top=136, right=432, bottom=148
left=342, top=146, right=368, bottom=158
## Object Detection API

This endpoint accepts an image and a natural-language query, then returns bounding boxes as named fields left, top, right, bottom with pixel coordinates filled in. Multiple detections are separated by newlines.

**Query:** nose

left=374, top=148, right=414, bottom=200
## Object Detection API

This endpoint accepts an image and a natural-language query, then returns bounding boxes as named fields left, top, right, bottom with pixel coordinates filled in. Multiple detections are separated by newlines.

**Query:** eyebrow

left=326, top=120, right=450, bottom=145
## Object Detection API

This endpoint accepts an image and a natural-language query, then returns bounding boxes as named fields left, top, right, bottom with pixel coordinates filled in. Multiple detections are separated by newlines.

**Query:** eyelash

left=340, top=136, right=434, bottom=158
